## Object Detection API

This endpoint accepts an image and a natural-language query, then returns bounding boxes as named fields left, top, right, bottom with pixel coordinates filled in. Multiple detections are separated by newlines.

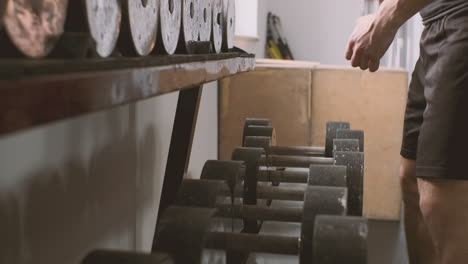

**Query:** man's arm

left=345, top=0, right=434, bottom=72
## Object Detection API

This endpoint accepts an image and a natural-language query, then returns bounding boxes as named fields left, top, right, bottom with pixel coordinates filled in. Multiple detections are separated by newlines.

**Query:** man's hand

left=345, top=14, right=398, bottom=72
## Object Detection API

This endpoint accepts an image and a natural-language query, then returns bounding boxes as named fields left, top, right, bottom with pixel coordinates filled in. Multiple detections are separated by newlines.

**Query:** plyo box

left=219, top=60, right=407, bottom=220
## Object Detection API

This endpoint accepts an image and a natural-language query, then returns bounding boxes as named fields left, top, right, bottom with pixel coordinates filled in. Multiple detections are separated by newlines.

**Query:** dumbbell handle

left=205, top=232, right=299, bottom=255
left=269, top=146, right=325, bottom=157
left=257, top=169, right=309, bottom=183
left=232, top=184, right=306, bottom=201
left=260, top=155, right=334, bottom=168
left=217, top=203, right=303, bottom=222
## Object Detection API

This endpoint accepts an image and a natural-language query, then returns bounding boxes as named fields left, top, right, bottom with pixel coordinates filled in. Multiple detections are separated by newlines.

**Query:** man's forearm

left=375, top=0, right=435, bottom=30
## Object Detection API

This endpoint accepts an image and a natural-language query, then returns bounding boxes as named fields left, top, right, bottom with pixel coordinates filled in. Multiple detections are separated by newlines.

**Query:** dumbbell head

left=175, top=179, right=244, bottom=233
left=334, top=151, right=364, bottom=216
left=156, top=205, right=367, bottom=264
left=232, top=147, right=265, bottom=205
left=244, top=118, right=271, bottom=127
left=336, top=129, right=365, bottom=152
left=175, top=179, right=227, bottom=208
left=308, top=165, right=347, bottom=187
left=300, top=186, right=348, bottom=263
left=333, top=138, right=360, bottom=153
left=201, top=160, right=245, bottom=191
left=325, top=121, right=351, bottom=157
left=242, top=118, right=271, bottom=145
left=243, top=126, right=277, bottom=146
left=313, top=215, right=368, bottom=263
left=244, top=136, right=273, bottom=153
left=82, top=250, right=174, bottom=264
left=154, top=206, right=224, bottom=264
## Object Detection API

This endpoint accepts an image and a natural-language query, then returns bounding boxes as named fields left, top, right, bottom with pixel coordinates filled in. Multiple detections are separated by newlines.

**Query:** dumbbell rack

left=0, top=52, right=255, bottom=260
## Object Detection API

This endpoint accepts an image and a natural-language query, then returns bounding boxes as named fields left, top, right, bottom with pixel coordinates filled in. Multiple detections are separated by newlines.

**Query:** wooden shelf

left=0, top=52, right=255, bottom=136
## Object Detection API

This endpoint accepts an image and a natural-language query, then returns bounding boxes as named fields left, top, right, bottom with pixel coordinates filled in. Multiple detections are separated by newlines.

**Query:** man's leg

left=418, top=178, right=468, bottom=264
left=400, top=158, right=436, bottom=264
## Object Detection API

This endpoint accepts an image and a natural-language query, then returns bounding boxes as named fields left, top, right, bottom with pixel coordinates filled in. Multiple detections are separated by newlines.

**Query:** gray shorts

left=401, top=7, right=468, bottom=180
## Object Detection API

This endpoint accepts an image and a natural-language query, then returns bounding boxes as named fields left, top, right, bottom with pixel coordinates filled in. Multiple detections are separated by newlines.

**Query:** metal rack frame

left=0, top=52, right=256, bottom=252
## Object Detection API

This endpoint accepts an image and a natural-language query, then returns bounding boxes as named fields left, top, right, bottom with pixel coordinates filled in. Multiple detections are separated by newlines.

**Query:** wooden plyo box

left=219, top=61, right=408, bottom=220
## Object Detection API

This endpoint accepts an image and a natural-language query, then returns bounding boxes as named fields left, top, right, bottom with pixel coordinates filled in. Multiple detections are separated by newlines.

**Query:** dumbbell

left=82, top=250, right=174, bottom=264
left=200, top=159, right=353, bottom=233
left=175, top=178, right=348, bottom=224
left=229, top=147, right=364, bottom=216
left=173, top=179, right=357, bottom=263
left=201, top=160, right=348, bottom=202
left=242, top=119, right=364, bottom=157
left=154, top=206, right=368, bottom=264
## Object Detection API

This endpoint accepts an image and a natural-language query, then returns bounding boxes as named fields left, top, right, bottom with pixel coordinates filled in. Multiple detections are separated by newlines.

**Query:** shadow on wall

left=0, top=123, right=159, bottom=264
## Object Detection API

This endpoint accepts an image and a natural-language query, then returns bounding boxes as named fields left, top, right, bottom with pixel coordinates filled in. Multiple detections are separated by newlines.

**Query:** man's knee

left=400, top=158, right=418, bottom=199
left=418, top=179, right=468, bottom=222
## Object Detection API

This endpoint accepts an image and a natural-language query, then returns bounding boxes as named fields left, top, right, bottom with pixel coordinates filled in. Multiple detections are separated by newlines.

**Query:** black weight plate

left=201, top=160, right=245, bottom=191
left=82, top=250, right=175, bottom=264
left=334, top=151, right=364, bottom=216
left=300, top=186, right=348, bottom=264
left=333, top=138, right=360, bottom=153
left=154, top=206, right=220, bottom=264
left=325, top=121, right=350, bottom=158
left=336, top=129, right=365, bottom=153
left=313, top=215, right=368, bottom=264
left=308, top=165, right=347, bottom=187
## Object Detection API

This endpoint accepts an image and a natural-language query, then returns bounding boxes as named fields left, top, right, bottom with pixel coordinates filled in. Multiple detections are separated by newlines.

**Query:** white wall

left=0, top=82, right=218, bottom=264
left=267, top=0, right=362, bottom=64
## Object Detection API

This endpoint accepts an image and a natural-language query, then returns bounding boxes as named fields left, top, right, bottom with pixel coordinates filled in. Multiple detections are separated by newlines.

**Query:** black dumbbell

left=154, top=206, right=368, bottom=264
left=201, top=160, right=348, bottom=201
left=245, top=135, right=360, bottom=160
left=174, top=178, right=347, bottom=223
left=229, top=148, right=364, bottom=216
left=82, top=250, right=174, bottom=264
left=242, top=119, right=363, bottom=157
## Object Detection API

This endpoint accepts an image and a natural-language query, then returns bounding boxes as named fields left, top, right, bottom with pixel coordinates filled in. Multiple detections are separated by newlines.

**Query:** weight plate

left=201, top=160, right=245, bottom=191
left=85, top=0, right=122, bottom=57
left=0, top=0, right=6, bottom=30
left=155, top=206, right=219, bottom=264
left=333, top=138, right=360, bottom=153
left=300, top=186, right=348, bottom=264
left=3, top=0, right=68, bottom=58
left=211, top=0, right=222, bottom=53
left=83, top=250, right=175, bottom=264
left=243, top=126, right=277, bottom=147
left=180, top=0, right=199, bottom=53
left=125, top=0, right=159, bottom=56
left=334, top=151, right=364, bottom=216
left=222, top=0, right=234, bottom=51
left=336, top=129, right=365, bottom=153
left=160, top=0, right=181, bottom=54
left=308, top=165, right=347, bottom=187
left=198, top=0, right=211, bottom=42
left=313, top=215, right=368, bottom=264
left=325, top=121, right=350, bottom=157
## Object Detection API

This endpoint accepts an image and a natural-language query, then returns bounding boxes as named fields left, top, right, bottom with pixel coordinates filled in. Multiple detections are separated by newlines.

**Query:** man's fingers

left=368, top=59, right=380, bottom=72
left=360, top=55, right=369, bottom=70
left=345, top=40, right=354, bottom=60
left=351, top=48, right=361, bottom=68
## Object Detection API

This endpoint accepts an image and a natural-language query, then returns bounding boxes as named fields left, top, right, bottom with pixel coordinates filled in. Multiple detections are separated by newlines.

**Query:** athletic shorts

left=401, top=7, right=468, bottom=180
